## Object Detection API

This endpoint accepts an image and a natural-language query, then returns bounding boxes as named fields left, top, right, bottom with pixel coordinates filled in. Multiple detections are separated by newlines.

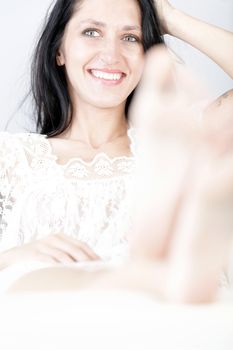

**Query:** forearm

left=166, top=8, right=233, bottom=78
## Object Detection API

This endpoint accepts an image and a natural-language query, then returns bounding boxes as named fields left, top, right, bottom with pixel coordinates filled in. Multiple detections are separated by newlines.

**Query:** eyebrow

left=79, top=19, right=141, bottom=31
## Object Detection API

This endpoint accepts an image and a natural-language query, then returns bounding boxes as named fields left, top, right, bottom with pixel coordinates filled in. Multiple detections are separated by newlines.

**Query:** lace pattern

left=0, top=130, right=136, bottom=261
left=0, top=130, right=232, bottom=294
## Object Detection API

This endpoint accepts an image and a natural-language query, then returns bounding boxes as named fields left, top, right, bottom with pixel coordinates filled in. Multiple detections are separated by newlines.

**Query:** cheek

left=62, top=40, right=94, bottom=69
left=130, top=53, right=145, bottom=83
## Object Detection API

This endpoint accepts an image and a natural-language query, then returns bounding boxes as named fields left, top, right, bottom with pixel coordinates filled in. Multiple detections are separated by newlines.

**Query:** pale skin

left=156, top=0, right=233, bottom=126
left=1, top=0, right=233, bottom=296
left=0, top=234, right=100, bottom=270
left=9, top=47, right=233, bottom=303
left=156, top=0, right=233, bottom=78
left=0, top=0, right=144, bottom=269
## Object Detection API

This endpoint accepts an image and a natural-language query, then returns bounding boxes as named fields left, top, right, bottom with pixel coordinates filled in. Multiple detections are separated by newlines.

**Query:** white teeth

left=91, top=70, right=122, bottom=81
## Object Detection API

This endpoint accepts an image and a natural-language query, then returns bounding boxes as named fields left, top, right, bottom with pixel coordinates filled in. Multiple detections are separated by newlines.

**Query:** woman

left=0, top=0, right=233, bottom=301
left=0, top=0, right=163, bottom=267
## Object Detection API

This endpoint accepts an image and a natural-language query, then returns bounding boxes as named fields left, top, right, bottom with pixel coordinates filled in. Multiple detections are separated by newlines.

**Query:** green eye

left=83, top=29, right=100, bottom=37
left=123, top=35, right=139, bottom=43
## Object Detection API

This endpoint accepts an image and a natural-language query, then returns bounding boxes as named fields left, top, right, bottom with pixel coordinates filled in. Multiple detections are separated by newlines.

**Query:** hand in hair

left=154, top=0, right=174, bottom=34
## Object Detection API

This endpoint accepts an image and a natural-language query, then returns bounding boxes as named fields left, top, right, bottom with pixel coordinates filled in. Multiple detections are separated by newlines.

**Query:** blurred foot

left=128, top=46, right=233, bottom=303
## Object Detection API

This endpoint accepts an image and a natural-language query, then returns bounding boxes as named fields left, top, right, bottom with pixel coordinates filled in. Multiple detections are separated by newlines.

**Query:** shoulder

left=0, top=132, right=49, bottom=175
left=0, top=131, right=44, bottom=142
left=0, top=132, right=23, bottom=155
left=0, top=131, right=45, bottom=147
left=0, top=131, right=47, bottom=160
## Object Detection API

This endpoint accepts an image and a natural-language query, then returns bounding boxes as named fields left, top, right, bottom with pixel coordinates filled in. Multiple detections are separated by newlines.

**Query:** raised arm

left=156, top=0, right=233, bottom=79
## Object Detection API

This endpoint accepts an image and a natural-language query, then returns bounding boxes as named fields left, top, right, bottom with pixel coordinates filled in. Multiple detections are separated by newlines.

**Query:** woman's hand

left=155, top=0, right=233, bottom=78
left=0, top=234, right=101, bottom=270
left=154, top=0, right=174, bottom=34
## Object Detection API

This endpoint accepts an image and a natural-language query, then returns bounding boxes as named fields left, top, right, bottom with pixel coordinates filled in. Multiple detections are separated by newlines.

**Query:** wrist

left=165, top=7, right=182, bottom=36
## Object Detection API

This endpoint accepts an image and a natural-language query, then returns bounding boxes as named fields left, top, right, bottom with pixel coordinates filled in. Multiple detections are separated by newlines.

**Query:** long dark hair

left=31, top=0, right=164, bottom=137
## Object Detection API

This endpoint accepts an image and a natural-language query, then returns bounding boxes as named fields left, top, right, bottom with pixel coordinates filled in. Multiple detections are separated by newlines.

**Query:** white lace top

left=0, top=129, right=137, bottom=262
left=0, top=129, right=232, bottom=296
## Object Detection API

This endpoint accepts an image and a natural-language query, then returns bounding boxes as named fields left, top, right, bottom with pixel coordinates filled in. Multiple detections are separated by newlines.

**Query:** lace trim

left=62, top=155, right=135, bottom=179
left=18, top=128, right=137, bottom=180
left=46, top=127, right=136, bottom=164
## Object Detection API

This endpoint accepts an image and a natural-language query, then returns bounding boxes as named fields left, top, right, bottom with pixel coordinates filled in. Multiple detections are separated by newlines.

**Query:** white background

left=0, top=0, right=232, bottom=132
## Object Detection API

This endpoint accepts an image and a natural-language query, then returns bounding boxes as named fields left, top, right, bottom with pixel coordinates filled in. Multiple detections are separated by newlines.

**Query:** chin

left=88, top=97, right=128, bottom=110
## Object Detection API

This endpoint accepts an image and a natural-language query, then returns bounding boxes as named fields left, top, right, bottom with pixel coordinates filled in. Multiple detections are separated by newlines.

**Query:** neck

left=60, top=101, right=128, bottom=149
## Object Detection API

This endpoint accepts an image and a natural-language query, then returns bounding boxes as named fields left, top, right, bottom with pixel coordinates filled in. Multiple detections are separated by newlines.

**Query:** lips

left=87, top=68, right=126, bottom=85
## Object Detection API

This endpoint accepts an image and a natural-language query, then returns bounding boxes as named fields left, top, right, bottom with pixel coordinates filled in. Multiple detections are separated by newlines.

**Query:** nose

left=98, top=38, right=121, bottom=66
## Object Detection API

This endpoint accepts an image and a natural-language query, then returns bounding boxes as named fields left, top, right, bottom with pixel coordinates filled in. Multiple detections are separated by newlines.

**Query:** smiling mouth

left=88, top=69, right=126, bottom=84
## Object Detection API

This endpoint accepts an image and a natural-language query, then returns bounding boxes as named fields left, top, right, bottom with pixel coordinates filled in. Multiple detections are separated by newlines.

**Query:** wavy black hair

left=31, top=0, right=164, bottom=137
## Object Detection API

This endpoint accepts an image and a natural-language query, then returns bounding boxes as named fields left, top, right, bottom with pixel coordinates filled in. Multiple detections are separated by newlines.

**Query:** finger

left=36, top=243, right=77, bottom=264
left=2, top=245, right=58, bottom=267
left=74, top=241, right=101, bottom=260
left=46, top=235, right=100, bottom=261
left=56, top=234, right=101, bottom=260
left=33, top=251, right=58, bottom=265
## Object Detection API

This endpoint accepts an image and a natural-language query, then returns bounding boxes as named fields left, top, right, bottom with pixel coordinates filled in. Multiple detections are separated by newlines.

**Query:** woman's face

left=57, top=0, right=145, bottom=110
